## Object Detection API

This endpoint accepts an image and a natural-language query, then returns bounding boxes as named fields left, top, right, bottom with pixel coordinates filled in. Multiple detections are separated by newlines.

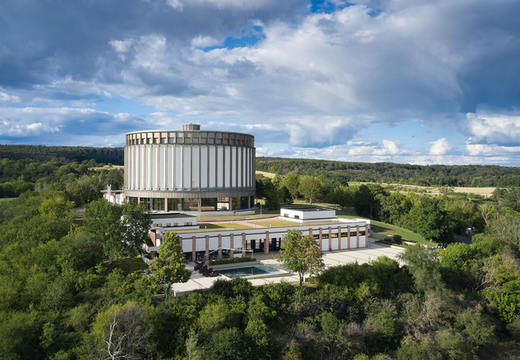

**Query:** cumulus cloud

left=465, top=111, right=520, bottom=146
left=0, top=91, right=20, bottom=103
left=347, top=139, right=400, bottom=156
left=429, top=138, right=452, bottom=155
left=1, top=0, right=520, bottom=163
left=0, top=107, right=145, bottom=142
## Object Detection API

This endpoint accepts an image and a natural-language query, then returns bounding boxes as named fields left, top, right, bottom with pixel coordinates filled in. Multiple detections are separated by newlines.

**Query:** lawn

left=174, top=222, right=252, bottom=233
left=249, top=219, right=299, bottom=227
left=369, top=219, right=425, bottom=243
left=197, top=213, right=276, bottom=222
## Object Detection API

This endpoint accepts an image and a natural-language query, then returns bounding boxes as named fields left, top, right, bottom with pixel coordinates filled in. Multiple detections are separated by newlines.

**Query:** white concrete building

left=124, top=124, right=255, bottom=212
left=280, top=206, right=337, bottom=223
left=149, top=217, right=371, bottom=262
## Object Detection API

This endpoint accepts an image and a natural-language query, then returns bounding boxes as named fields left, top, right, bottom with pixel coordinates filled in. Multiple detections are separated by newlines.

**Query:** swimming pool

left=217, top=264, right=283, bottom=279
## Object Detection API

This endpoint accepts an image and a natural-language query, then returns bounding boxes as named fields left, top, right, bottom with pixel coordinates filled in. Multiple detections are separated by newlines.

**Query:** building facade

left=147, top=207, right=371, bottom=261
left=124, top=124, right=256, bottom=211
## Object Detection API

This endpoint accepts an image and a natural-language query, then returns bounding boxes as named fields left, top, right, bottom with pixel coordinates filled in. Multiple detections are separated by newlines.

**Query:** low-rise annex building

left=147, top=207, right=371, bottom=262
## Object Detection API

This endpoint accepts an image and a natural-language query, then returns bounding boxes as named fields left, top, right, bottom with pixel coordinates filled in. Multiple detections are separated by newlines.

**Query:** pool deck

left=171, top=238, right=406, bottom=296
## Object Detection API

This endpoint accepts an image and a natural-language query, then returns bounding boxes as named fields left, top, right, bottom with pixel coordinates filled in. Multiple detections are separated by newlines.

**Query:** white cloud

left=466, top=111, right=520, bottom=146
left=466, top=142, right=520, bottom=156
left=0, top=107, right=144, bottom=141
left=166, top=0, right=184, bottom=11
left=109, top=39, right=133, bottom=53
left=429, top=138, right=451, bottom=155
left=382, top=139, right=399, bottom=154
left=3, top=0, right=520, bottom=164
left=191, top=35, right=220, bottom=48
left=0, top=91, right=20, bottom=103
left=347, top=139, right=400, bottom=156
left=110, top=2, right=479, bottom=148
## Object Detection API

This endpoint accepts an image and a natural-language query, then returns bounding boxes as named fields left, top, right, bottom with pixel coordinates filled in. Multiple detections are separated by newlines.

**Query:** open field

left=349, top=181, right=496, bottom=197
left=256, top=170, right=277, bottom=178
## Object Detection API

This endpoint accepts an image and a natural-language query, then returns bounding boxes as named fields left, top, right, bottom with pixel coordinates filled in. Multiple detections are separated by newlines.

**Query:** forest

left=0, top=158, right=123, bottom=200
left=0, top=153, right=519, bottom=359
left=257, top=157, right=520, bottom=187
left=0, top=145, right=123, bottom=164
left=3, top=145, right=520, bottom=187
left=256, top=173, right=520, bottom=243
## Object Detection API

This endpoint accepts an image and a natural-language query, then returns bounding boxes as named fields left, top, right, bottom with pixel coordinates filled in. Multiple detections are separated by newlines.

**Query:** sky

left=1, top=0, right=520, bottom=166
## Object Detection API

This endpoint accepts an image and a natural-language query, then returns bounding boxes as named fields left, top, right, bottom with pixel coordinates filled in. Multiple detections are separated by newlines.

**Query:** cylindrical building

left=124, top=124, right=255, bottom=211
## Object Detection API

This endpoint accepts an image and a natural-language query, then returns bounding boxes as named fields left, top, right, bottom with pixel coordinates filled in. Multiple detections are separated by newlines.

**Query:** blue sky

left=1, top=0, right=520, bottom=165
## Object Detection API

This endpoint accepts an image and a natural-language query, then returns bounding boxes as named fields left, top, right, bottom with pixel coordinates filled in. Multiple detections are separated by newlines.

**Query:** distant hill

left=256, top=157, right=520, bottom=187
left=0, top=145, right=124, bottom=164
left=2, top=146, right=519, bottom=187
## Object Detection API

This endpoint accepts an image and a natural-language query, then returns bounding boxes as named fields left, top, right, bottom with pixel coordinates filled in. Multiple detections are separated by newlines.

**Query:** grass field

left=256, top=170, right=277, bottom=178
left=369, top=220, right=426, bottom=243
left=349, top=181, right=495, bottom=197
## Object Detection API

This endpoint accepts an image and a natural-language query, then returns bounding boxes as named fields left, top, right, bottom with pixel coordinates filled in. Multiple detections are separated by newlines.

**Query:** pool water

left=217, top=264, right=280, bottom=278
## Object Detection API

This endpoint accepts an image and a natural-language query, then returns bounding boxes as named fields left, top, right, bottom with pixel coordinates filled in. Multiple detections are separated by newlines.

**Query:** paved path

left=171, top=240, right=405, bottom=296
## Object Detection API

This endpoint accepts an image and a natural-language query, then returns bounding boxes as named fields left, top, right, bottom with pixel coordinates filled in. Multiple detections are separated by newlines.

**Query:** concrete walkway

left=171, top=239, right=406, bottom=296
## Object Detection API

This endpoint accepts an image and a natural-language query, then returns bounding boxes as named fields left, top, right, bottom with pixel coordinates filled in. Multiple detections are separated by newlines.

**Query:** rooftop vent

left=182, top=124, right=200, bottom=131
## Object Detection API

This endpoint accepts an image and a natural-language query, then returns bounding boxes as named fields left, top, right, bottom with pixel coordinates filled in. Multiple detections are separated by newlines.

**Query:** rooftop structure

left=279, top=206, right=337, bottom=223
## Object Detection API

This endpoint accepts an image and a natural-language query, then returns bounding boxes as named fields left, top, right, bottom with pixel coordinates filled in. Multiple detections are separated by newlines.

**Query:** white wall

left=280, top=208, right=336, bottom=220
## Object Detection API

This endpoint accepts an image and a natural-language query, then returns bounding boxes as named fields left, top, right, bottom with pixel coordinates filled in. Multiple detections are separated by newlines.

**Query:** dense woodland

left=257, top=173, right=520, bottom=243
left=3, top=145, right=520, bottom=187
left=0, top=150, right=519, bottom=359
left=0, top=158, right=123, bottom=200
left=257, top=157, right=520, bottom=187
left=0, top=145, right=123, bottom=164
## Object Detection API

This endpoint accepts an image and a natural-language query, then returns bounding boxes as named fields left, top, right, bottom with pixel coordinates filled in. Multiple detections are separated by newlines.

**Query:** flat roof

left=281, top=206, right=333, bottom=212
left=151, top=212, right=197, bottom=219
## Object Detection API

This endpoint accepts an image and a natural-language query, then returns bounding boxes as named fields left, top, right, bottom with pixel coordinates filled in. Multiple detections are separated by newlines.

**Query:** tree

left=149, top=232, right=191, bottom=297
left=84, top=198, right=124, bottom=260
left=38, top=192, right=74, bottom=219
left=320, top=311, right=351, bottom=359
left=282, top=172, right=300, bottom=200
left=353, top=184, right=385, bottom=219
left=398, top=245, right=443, bottom=293
left=298, top=176, right=323, bottom=204
left=121, top=202, right=152, bottom=257
left=91, top=302, right=152, bottom=360
left=256, top=177, right=285, bottom=210
left=279, top=230, right=324, bottom=286
left=404, top=197, right=451, bottom=242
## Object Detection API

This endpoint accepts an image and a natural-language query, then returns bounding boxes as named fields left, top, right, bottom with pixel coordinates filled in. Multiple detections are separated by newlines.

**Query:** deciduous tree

left=149, top=232, right=191, bottom=297
left=279, top=230, right=324, bottom=286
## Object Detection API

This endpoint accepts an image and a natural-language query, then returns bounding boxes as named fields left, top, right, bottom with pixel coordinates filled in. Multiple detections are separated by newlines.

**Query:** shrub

left=392, top=235, right=403, bottom=244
